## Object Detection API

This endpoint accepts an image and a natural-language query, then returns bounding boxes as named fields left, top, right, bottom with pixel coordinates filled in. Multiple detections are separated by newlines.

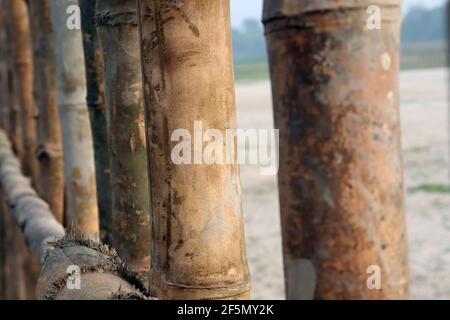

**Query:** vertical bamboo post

left=96, top=0, right=151, bottom=276
left=0, top=1, right=8, bottom=132
left=3, top=2, right=22, bottom=159
left=50, top=0, right=100, bottom=239
left=2, top=0, right=38, bottom=300
left=0, top=4, right=5, bottom=297
left=137, top=0, right=251, bottom=299
left=79, top=0, right=113, bottom=244
left=263, top=0, right=409, bottom=299
left=8, top=0, right=39, bottom=187
left=28, top=0, right=65, bottom=224
left=0, top=191, right=29, bottom=300
left=0, top=1, right=27, bottom=300
left=0, top=190, right=4, bottom=298
left=0, top=4, right=10, bottom=298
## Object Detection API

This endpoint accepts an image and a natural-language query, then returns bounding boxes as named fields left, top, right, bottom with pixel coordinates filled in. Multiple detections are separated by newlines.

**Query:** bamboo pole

left=3, top=1, right=23, bottom=160
left=137, top=0, right=251, bottom=299
left=27, top=0, right=65, bottom=224
left=0, top=190, right=5, bottom=298
left=0, top=2, right=8, bottom=132
left=0, top=5, right=9, bottom=299
left=0, top=129, right=148, bottom=300
left=0, top=190, right=29, bottom=300
left=263, top=0, right=409, bottom=299
left=50, top=0, right=100, bottom=239
left=2, top=0, right=37, bottom=300
left=79, top=0, right=113, bottom=244
left=96, top=0, right=151, bottom=278
left=7, top=0, right=39, bottom=187
left=0, top=4, right=6, bottom=298
left=0, top=0, right=27, bottom=300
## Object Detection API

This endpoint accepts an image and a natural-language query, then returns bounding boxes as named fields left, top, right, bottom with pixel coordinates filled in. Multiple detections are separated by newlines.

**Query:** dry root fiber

left=37, top=229, right=149, bottom=300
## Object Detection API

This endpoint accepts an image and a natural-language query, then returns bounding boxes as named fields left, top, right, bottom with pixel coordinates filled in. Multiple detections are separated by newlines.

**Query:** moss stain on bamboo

left=96, top=0, right=151, bottom=279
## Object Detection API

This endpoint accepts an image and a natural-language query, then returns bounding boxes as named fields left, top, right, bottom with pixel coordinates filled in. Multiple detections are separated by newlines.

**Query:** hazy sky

left=230, top=0, right=448, bottom=27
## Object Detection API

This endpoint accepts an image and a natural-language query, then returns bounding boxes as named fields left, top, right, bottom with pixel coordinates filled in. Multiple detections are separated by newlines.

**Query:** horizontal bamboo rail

left=0, top=129, right=147, bottom=300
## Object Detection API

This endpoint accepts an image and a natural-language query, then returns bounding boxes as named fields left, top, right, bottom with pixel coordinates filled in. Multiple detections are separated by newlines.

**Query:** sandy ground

left=235, top=67, right=450, bottom=300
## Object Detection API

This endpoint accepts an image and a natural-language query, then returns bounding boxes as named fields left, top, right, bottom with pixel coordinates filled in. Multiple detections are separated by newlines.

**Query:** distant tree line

left=232, top=19, right=267, bottom=62
left=401, top=3, right=447, bottom=43
left=232, top=3, right=448, bottom=61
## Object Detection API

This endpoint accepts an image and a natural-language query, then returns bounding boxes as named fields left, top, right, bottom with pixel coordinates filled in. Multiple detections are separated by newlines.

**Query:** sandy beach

left=236, top=68, right=450, bottom=300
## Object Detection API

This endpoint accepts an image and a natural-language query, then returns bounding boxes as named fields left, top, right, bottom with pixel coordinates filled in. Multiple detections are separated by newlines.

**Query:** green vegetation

left=232, top=19, right=268, bottom=81
left=233, top=43, right=449, bottom=81
left=232, top=4, right=449, bottom=81
left=401, top=42, right=448, bottom=70
left=232, top=20, right=267, bottom=62
left=408, top=184, right=450, bottom=194
left=234, top=59, right=269, bottom=82
left=401, top=5, right=447, bottom=44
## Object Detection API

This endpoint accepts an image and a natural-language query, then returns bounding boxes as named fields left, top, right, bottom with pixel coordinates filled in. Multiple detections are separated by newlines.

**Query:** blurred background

left=231, top=0, right=450, bottom=299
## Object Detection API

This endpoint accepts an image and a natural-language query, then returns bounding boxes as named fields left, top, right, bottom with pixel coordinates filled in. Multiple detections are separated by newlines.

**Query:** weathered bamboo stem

left=0, top=2, right=8, bottom=132
left=96, top=0, right=151, bottom=278
left=7, top=0, right=39, bottom=187
left=79, top=0, right=113, bottom=244
left=0, top=5, right=8, bottom=299
left=50, top=0, right=99, bottom=239
left=3, top=0, right=23, bottom=160
left=0, top=5, right=6, bottom=298
left=28, top=0, right=65, bottom=224
left=0, top=190, right=29, bottom=300
left=0, top=190, right=5, bottom=298
left=0, top=129, right=147, bottom=300
left=1, top=0, right=25, bottom=300
left=137, top=0, right=251, bottom=299
left=263, top=0, right=409, bottom=299
left=2, top=0, right=37, bottom=300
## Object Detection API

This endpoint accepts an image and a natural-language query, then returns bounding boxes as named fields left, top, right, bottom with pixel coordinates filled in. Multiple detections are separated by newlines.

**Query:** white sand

left=236, top=68, right=450, bottom=300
